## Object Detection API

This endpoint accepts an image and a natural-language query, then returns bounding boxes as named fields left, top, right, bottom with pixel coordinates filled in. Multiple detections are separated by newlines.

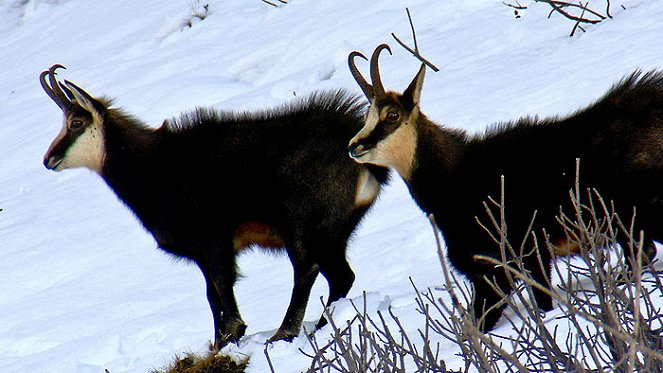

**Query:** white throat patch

left=355, top=169, right=381, bottom=207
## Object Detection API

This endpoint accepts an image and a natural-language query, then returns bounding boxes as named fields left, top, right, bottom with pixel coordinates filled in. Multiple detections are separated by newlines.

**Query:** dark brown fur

left=351, top=54, right=662, bottom=332
left=41, top=72, right=389, bottom=349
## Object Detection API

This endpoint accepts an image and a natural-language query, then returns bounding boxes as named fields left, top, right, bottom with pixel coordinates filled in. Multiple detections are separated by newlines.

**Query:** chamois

left=348, top=44, right=663, bottom=332
left=40, top=64, right=389, bottom=348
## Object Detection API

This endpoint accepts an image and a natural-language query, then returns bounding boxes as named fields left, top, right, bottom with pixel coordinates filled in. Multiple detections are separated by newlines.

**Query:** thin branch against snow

left=541, top=0, right=607, bottom=23
left=261, top=0, right=288, bottom=8
left=502, top=0, right=616, bottom=36
left=391, top=8, right=440, bottom=72
left=503, top=1, right=527, bottom=10
left=299, top=170, right=663, bottom=372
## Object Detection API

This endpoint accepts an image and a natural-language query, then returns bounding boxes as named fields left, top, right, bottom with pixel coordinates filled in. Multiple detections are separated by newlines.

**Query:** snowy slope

left=0, top=0, right=662, bottom=372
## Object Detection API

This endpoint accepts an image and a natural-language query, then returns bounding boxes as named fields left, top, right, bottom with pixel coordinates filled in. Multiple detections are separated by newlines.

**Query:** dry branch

left=300, top=172, right=663, bottom=372
left=392, top=8, right=440, bottom=72
left=503, top=0, right=616, bottom=36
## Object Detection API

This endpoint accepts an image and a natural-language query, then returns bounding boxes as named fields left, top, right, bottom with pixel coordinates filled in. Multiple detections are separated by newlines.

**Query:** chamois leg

left=268, top=243, right=319, bottom=343
left=637, top=216, right=661, bottom=265
left=200, top=248, right=246, bottom=350
left=315, top=246, right=356, bottom=329
left=199, top=266, right=223, bottom=350
left=619, top=236, right=657, bottom=276
left=472, top=272, right=511, bottom=333
left=529, top=259, right=554, bottom=312
left=616, top=206, right=659, bottom=276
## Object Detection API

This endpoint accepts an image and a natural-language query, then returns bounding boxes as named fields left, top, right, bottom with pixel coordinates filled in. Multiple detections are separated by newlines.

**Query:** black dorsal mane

left=166, top=90, right=364, bottom=132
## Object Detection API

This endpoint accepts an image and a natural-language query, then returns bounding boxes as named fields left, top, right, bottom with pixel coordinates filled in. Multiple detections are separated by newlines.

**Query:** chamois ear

left=403, top=64, right=426, bottom=109
left=63, top=79, right=107, bottom=115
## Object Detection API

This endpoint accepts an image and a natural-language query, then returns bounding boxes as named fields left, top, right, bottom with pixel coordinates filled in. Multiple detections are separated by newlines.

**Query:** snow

left=0, top=0, right=661, bottom=372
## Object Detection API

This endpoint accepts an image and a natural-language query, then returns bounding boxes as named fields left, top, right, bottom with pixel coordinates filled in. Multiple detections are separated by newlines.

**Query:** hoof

left=212, top=322, right=247, bottom=351
left=267, top=329, right=297, bottom=344
left=315, top=316, right=328, bottom=329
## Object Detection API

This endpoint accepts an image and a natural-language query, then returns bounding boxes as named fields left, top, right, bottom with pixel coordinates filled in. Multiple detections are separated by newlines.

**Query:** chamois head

left=348, top=44, right=426, bottom=179
left=41, top=64, right=106, bottom=173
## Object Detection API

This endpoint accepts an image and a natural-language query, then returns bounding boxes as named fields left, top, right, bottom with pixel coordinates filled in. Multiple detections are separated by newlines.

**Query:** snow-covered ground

left=0, top=0, right=661, bottom=372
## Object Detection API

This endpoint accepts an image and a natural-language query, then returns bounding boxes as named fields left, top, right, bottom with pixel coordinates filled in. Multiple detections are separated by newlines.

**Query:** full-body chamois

left=347, top=44, right=663, bottom=332
left=40, top=64, right=389, bottom=348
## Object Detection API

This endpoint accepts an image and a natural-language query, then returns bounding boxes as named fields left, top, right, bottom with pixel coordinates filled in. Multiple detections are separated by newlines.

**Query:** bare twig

left=264, top=344, right=277, bottom=373
left=569, top=2, right=589, bottom=37
left=539, top=0, right=606, bottom=22
left=261, top=0, right=279, bottom=7
left=505, top=0, right=616, bottom=36
left=391, top=8, right=440, bottom=72
left=503, top=1, right=527, bottom=10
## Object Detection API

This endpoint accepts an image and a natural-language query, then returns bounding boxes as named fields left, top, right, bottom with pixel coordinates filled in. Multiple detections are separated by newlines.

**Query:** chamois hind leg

left=199, top=246, right=246, bottom=350
left=315, top=242, right=356, bottom=329
left=472, top=271, right=512, bottom=333
left=268, top=240, right=320, bottom=343
left=198, top=265, right=223, bottom=350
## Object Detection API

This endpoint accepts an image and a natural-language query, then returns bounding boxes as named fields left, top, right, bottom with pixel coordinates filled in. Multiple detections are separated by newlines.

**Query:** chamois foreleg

left=472, top=270, right=511, bottom=333
left=618, top=237, right=658, bottom=274
left=268, top=242, right=320, bottom=342
left=315, top=243, right=356, bottom=329
left=610, top=193, right=661, bottom=273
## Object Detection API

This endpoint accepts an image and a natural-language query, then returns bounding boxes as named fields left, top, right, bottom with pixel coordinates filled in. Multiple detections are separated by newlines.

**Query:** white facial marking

left=349, top=104, right=379, bottom=149
left=373, top=116, right=417, bottom=179
left=349, top=104, right=418, bottom=180
left=57, top=119, right=105, bottom=173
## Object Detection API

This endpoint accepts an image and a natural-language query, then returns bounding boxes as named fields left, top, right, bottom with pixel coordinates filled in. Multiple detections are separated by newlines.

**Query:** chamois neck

left=409, top=116, right=466, bottom=181
left=405, top=117, right=467, bottom=216
left=100, top=109, right=161, bottom=191
left=104, top=109, right=159, bottom=161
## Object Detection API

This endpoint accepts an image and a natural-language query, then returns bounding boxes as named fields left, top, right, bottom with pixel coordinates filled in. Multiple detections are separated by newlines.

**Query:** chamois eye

left=69, top=119, right=85, bottom=131
left=386, top=111, right=400, bottom=122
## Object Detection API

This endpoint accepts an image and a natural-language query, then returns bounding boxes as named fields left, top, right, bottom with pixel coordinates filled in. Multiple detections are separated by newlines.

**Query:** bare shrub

left=181, top=1, right=210, bottom=29
left=503, top=1, right=618, bottom=36
left=300, top=173, right=663, bottom=372
left=151, top=351, right=247, bottom=373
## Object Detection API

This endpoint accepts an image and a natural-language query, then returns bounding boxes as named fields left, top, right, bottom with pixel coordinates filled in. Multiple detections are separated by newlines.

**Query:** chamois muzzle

left=44, top=154, right=64, bottom=170
left=43, top=125, right=70, bottom=171
left=348, top=140, right=372, bottom=159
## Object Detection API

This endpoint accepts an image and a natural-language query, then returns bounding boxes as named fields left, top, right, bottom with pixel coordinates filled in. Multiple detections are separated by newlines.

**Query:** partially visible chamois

left=348, top=44, right=662, bottom=331
left=40, top=64, right=389, bottom=348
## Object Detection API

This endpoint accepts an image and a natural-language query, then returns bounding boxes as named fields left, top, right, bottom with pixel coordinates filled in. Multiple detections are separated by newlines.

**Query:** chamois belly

left=232, top=221, right=285, bottom=252
left=550, top=236, right=583, bottom=257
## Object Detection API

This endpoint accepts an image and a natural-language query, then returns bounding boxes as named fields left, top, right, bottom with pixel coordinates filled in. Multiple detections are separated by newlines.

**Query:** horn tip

left=348, top=51, right=368, bottom=61
left=48, top=64, right=67, bottom=75
left=377, top=43, right=392, bottom=54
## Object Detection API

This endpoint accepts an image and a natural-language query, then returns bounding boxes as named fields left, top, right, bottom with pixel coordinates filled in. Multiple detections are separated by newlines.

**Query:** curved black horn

left=40, top=64, right=72, bottom=111
left=348, top=51, right=373, bottom=99
left=369, top=44, right=392, bottom=99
